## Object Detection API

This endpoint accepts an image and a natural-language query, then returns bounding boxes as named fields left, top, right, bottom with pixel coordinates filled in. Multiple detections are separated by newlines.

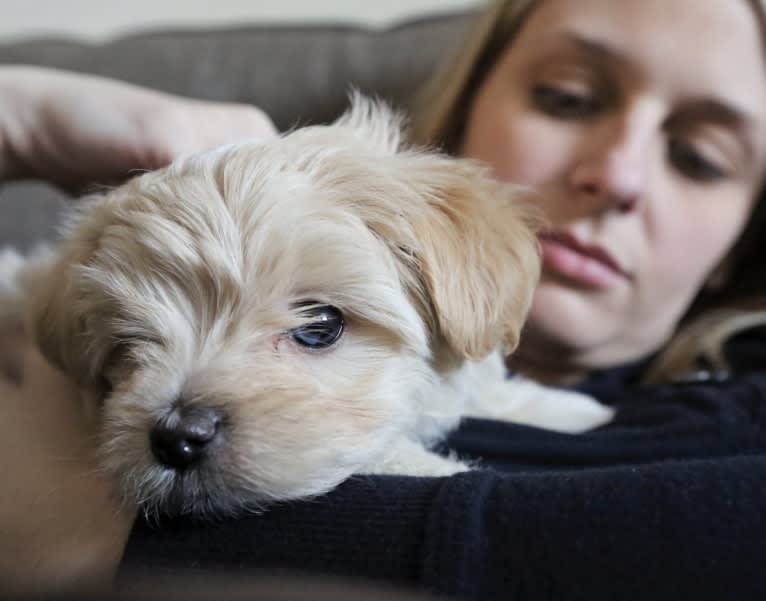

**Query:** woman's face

left=461, top=0, right=766, bottom=377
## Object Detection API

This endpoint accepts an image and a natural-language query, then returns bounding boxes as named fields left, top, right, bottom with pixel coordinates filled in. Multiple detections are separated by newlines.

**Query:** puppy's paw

left=514, top=387, right=615, bottom=433
left=469, top=375, right=615, bottom=433
left=360, top=437, right=471, bottom=477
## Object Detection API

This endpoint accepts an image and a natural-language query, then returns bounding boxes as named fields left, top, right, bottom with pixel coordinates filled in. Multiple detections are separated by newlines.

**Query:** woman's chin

left=525, top=282, right=623, bottom=361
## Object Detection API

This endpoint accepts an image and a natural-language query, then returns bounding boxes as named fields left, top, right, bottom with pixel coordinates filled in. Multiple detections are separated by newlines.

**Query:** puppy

left=5, top=96, right=613, bottom=516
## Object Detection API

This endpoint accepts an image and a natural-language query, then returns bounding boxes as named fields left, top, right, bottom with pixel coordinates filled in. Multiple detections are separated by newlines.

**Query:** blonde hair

left=410, top=0, right=536, bottom=152
left=411, top=0, right=766, bottom=383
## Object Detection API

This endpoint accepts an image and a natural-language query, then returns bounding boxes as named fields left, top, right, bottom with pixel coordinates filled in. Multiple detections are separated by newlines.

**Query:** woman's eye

left=290, top=304, right=345, bottom=349
left=531, top=84, right=601, bottom=119
left=668, top=139, right=727, bottom=182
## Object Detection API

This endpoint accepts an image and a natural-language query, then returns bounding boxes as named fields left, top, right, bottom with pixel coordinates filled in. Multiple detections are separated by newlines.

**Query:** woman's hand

left=0, top=66, right=278, bottom=192
left=0, top=335, right=135, bottom=594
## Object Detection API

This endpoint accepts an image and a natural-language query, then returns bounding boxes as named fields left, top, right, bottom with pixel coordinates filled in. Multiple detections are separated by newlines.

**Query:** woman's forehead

left=513, top=1, right=766, bottom=104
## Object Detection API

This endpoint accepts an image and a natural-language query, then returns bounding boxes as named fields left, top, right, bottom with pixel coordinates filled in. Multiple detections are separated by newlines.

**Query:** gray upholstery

left=0, top=12, right=474, bottom=249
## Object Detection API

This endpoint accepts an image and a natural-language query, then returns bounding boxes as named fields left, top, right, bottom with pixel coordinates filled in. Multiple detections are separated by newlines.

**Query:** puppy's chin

left=108, top=454, right=264, bottom=518
left=100, top=413, right=397, bottom=518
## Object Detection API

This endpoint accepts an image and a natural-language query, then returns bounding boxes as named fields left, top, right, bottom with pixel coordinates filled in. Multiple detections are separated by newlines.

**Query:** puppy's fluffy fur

left=3, top=97, right=612, bottom=516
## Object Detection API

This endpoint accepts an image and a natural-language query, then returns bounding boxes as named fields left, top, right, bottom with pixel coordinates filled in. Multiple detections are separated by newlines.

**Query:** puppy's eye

left=100, top=336, right=153, bottom=392
left=99, top=374, right=115, bottom=397
left=290, top=304, right=344, bottom=349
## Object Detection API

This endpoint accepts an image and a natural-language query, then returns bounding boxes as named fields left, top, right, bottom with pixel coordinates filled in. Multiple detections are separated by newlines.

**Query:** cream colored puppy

left=4, top=97, right=612, bottom=518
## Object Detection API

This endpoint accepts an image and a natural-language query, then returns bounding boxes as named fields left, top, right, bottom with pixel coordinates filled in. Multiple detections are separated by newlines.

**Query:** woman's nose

left=570, top=115, right=653, bottom=213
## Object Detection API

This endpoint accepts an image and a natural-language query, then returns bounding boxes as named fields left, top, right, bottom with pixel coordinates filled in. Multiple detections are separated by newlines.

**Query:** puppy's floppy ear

left=398, top=157, right=543, bottom=360
left=334, top=94, right=541, bottom=358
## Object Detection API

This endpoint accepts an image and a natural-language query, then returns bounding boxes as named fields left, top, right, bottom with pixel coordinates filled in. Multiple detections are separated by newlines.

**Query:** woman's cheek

left=512, top=119, right=582, bottom=188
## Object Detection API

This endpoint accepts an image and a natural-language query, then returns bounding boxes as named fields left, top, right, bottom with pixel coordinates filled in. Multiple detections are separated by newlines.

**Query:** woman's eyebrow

left=678, top=98, right=756, bottom=129
left=553, top=31, right=632, bottom=68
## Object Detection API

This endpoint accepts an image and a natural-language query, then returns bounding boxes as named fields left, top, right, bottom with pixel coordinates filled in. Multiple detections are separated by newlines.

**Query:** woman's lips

left=539, top=231, right=630, bottom=289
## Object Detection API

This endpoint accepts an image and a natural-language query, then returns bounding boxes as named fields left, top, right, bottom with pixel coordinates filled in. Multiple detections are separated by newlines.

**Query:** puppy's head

left=29, top=96, right=541, bottom=515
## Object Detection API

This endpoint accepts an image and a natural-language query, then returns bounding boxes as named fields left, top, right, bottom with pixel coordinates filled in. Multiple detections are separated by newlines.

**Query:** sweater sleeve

left=119, top=454, right=766, bottom=601
left=423, top=457, right=766, bottom=600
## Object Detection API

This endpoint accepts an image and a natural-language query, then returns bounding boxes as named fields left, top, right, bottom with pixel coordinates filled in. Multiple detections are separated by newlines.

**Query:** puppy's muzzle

left=150, top=406, right=223, bottom=471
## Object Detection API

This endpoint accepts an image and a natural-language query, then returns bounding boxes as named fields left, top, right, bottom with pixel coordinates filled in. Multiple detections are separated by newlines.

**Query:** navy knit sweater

left=118, top=335, right=766, bottom=600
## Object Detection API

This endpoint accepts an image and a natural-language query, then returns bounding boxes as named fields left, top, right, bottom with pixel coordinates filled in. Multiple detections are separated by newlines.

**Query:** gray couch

left=0, top=11, right=473, bottom=250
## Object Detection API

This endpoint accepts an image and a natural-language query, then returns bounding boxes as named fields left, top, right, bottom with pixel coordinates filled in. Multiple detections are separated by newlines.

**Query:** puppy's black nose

left=150, top=407, right=221, bottom=470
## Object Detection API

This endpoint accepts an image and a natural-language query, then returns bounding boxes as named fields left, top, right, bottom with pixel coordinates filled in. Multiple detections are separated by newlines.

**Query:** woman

left=412, top=0, right=766, bottom=385
left=118, top=1, right=766, bottom=599
left=2, top=0, right=766, bottom=599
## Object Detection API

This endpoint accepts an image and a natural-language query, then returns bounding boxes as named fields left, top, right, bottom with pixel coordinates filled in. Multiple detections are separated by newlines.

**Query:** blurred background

left=0, top=1, right=478, bottom=249
left=1, top=0, right=478, bottom=40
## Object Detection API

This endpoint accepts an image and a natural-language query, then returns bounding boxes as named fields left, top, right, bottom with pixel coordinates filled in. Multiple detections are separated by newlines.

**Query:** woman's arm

left=0, top=65, right=277, bottom=190
left=119, top=456, right=766, bottom=601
